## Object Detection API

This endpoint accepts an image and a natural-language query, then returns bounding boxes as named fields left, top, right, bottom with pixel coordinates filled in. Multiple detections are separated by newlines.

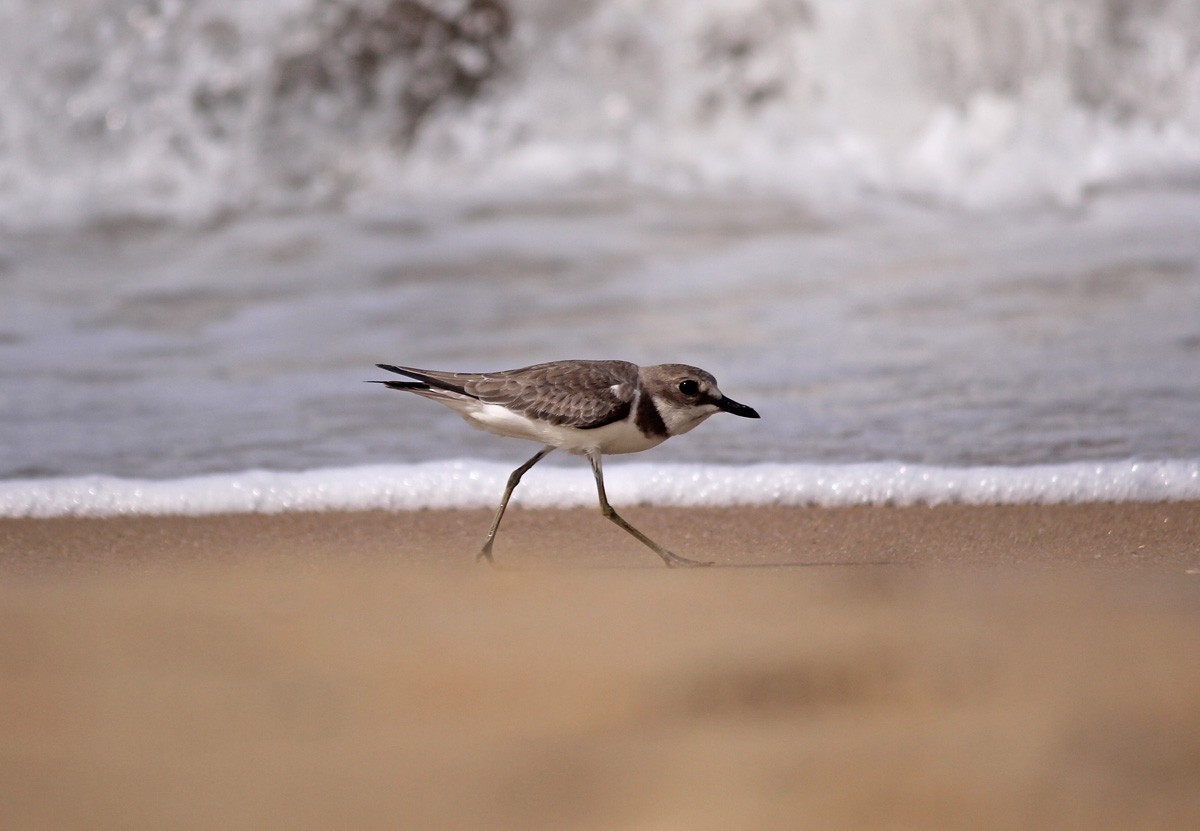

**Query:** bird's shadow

left=705, top=560, right=898, bottom=570
left=488, top=559, right=901, bottom=572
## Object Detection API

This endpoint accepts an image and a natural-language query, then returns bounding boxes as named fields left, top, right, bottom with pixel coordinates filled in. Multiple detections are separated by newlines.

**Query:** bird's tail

left=370, top=380, right=428, bottom=392
left=372, top=364, right=471, bottom=397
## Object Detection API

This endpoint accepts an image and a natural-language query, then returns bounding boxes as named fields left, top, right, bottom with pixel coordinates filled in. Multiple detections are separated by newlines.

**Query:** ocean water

left=2, top=0, right=1199, bottom=515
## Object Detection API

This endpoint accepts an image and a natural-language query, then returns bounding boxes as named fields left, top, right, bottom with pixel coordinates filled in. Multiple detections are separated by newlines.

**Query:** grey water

left=2, top=1, right=1199, bottom=479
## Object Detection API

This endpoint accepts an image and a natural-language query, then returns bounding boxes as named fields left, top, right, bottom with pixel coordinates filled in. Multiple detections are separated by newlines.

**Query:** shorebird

left=373, top=360, right=760, bottom=567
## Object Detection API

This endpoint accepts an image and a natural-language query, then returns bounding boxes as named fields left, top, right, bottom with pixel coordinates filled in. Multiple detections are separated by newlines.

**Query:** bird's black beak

left=717, top=396, right=760, bottom=419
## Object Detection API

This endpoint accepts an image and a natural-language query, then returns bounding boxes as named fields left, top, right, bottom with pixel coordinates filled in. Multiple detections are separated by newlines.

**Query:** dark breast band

left=633, top=389, right=668, bottom=438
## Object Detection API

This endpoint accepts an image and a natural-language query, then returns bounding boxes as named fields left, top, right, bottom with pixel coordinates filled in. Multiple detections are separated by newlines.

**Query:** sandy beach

left=2, top=503, right=1199, bottom=830
left=7, top=3, right=1200, bottom=829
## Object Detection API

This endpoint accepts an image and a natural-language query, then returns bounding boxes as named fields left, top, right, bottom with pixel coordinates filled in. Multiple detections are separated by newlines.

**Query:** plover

left=373, top=360, right=760, bottom=567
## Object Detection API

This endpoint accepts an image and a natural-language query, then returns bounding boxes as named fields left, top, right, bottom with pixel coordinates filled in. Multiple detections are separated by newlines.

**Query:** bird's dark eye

left=678, top=379, right=700, bottom=396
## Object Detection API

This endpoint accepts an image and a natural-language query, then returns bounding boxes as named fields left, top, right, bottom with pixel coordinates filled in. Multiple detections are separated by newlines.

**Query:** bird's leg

left=479, top=446, right=554, bottom=563
left=586, top=450, right=713, bottom=568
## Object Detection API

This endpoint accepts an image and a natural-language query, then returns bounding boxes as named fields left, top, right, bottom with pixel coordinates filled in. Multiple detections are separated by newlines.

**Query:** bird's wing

left=377, top=361, right=639, bottom=430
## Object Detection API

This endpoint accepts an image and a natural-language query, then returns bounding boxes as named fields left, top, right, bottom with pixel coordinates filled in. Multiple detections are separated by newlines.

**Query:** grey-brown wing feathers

left=375, top=361, right=639, bottom=429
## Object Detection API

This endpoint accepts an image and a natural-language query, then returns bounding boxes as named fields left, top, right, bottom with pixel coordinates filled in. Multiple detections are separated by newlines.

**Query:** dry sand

left=2, top=503, right=1199, bottom=830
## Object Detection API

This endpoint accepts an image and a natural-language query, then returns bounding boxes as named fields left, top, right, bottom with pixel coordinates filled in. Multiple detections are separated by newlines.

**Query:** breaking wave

left=4, top=0, right=1200, bottom=228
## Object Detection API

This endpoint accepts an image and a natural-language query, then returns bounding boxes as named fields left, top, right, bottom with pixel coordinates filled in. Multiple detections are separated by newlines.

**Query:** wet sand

left=2, top=503, right=1199, bottom=829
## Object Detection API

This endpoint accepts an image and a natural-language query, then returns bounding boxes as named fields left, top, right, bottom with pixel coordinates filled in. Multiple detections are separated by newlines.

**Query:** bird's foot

left=660, top=550, right=714, bottom=568
left=476, top=541, right=496, bottom=565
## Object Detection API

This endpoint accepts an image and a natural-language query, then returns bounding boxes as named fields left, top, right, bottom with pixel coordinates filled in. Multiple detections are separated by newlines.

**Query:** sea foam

left=5, top=0, right=1200, bottom=229
left=2, top=460, right=1197, bottom=518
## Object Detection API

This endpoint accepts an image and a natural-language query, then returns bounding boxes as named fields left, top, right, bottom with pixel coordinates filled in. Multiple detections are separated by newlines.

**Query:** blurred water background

left=2, top=0, right=1199, bottom=492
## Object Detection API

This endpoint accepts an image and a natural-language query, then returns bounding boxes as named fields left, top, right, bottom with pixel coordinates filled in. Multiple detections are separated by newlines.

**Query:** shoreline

left=3, top=501, right=1198, bottom=575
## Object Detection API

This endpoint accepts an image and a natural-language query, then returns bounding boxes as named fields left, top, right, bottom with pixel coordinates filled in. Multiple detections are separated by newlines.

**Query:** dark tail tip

left=367, top=379, right=428, bottom=391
